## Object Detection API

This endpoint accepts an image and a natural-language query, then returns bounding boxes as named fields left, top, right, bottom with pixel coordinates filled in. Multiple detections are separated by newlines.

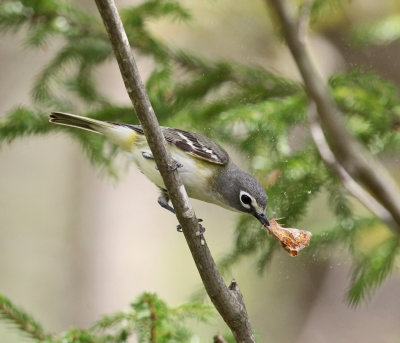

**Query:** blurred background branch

left=266, top=0, right=400, bottom=230
left=308, top=104, right=394, bottom=224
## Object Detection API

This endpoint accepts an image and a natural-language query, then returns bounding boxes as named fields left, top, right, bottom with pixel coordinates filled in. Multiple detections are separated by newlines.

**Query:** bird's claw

left=196, top=224, right=205, bottom=235
left=155, top=161, right=182, bottom=171
left=169, top=161, right=183, bottom=171
left=176, top=219, right=205, bottom=235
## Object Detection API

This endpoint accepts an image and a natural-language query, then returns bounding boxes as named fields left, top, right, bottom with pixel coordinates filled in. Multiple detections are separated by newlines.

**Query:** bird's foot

left=177, top=219, right=205, bottom=245
left=155, top=161, right=182, bottom=171
left=176, top=218, right=205, bottom=234
left=169, top=161, right=183, bottom=171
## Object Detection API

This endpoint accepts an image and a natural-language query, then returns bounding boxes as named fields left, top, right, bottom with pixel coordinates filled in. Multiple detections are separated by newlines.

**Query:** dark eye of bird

left=241, top=194, right=252, bottom=205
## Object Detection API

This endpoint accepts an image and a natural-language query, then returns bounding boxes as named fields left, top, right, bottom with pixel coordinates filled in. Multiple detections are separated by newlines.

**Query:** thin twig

left=266, top=0, right=400, bottom=232
left=93, top=1, right=256, bottom=341
left=308, top=104, right=396, bottom=226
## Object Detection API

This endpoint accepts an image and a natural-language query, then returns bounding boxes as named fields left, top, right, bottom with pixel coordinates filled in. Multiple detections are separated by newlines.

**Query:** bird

left=49, top=112, right=270, bottom=228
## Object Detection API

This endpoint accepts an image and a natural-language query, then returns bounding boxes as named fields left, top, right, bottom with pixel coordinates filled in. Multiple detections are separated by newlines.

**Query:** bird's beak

left=254, top=212, right=270, bottom=227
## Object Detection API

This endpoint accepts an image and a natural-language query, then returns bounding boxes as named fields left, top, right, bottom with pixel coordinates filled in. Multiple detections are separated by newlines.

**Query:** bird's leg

left=157, top=189, right=175, bottom=214
left=157, top=189, right=205, bottom=234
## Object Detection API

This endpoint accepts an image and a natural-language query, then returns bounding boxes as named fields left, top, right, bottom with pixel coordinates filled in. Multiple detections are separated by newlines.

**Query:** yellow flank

left=103, top=126, right=138, bottom=151
left=123, top=130, right=137, bottom=151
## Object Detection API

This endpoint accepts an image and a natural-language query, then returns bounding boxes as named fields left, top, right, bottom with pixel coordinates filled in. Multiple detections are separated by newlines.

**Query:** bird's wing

left=162, top=127, right=229, bottom=165
left=110, top=123, right=229, bottom=165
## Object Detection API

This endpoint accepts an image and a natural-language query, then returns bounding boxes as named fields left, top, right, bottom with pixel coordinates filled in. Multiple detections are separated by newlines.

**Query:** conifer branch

left=0, top=294, right=51, bottom=341
left=266, top=0, right=400, bottom=232
left=93, top=0, right=256, bottom=341
left=144, top=295, right=157, bottom=343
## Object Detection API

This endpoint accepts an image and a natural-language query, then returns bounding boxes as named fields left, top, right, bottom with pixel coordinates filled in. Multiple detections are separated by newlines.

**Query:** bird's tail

left=50, top=112, right=137, bottom=150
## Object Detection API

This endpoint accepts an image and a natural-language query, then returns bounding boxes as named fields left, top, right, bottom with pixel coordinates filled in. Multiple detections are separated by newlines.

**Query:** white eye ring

left=239, top=191, right=253, bottom=209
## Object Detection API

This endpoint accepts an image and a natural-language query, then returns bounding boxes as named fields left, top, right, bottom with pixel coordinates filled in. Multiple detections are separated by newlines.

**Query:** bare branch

left=308, top=104, right=396, bottom=226
left=297, top=0, right=312, bottom=44
left=94, top=0, right=256, bottom=341
left=266, top=0, right=400, bottom=231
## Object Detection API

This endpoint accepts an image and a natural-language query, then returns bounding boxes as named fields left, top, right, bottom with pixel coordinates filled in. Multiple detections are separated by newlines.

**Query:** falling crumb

left=263, top=218, right=312, bottom=256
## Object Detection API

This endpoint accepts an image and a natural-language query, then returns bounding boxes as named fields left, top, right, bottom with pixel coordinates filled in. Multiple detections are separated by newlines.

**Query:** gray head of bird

left=215, top=163, right=269, bottom=227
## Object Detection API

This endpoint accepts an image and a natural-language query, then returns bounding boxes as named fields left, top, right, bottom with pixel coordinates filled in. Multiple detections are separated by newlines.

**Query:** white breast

left=126, top=144, right=215, bottom=203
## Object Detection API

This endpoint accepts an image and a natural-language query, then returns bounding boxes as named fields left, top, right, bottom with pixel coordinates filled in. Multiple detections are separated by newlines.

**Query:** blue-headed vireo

left=49, top=112, right=270, bottom=227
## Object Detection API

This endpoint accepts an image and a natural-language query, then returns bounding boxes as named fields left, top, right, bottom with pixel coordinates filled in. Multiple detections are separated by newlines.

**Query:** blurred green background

left=1, top=0, right=400, bottom=342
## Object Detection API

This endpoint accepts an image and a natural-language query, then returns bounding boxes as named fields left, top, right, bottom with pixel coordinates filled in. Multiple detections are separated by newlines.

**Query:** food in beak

left=262, top=218, right=312, bottom=256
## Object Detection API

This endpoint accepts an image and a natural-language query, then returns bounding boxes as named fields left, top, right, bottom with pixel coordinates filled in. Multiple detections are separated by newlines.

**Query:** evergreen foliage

left=348, top=236, right=399, bottom=306
left=0, top=294, right=51, bottom=341
left=0, top=292, right=214, bottom=342
left=1, top=0, right=400, bottom=339
left=352, top=14, right=400, bottom=46
left=308, top=0, right=347, bottom=22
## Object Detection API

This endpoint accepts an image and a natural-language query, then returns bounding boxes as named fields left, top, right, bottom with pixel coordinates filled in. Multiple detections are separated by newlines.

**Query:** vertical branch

left=308, top=104, right=395, bottom=226
left=93, top=1, right=256, bottom=341
left=266, top=0, right=400, bottom=231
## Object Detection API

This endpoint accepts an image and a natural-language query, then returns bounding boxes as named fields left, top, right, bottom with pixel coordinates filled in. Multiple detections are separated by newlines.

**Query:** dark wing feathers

left=164, top=128, right=229, bottom=165
left=107, top=122, right=228, bottom=165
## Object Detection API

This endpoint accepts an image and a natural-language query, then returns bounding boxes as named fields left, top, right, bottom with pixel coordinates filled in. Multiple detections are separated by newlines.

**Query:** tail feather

left=49, top=112, right=137, bottom=151
left=50, top=112, right=114, bottom=134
